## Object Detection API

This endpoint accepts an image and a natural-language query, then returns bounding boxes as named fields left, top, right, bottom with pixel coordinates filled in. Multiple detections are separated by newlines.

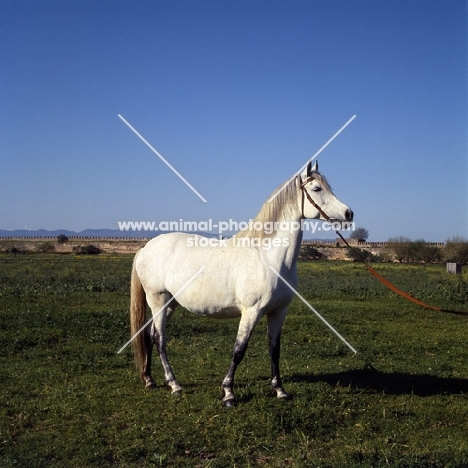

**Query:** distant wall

left=0, top=236, right=447, bottom=246
left=0, top=236, right=150, bottom=254
left=302, top=239, right=335, bottom=245
left=357, top=241, right=445, bottom=248
left=0, top=236, right=151, bottom=241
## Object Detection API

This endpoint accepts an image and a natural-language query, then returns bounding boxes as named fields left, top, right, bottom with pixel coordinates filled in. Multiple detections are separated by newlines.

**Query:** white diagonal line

left=268, top=115, right=356, bottom=203
left=118, top=114, right=207, bottom=203
left=117, top=266, right=206, bottom=354
left=268, top=266, right=357, bottom=354
left=309, top=114, right=356, bottom=165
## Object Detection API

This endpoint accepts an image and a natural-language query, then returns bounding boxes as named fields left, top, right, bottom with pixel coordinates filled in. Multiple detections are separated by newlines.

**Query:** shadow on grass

left=290, top=367, right=468, bottom=396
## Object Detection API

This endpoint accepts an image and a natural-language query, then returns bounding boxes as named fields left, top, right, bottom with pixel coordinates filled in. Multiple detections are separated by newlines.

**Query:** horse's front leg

left=267, top=307, right=291, bottom=399
left=221, top=310, right=261, bottom=406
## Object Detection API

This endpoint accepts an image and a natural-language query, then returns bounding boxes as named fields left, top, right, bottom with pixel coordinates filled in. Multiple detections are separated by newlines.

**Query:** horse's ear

left=300, top=161, right=312, bottom=181
left=295, top=174, right=302, bottom=189
left=311, top=160, right=318, bottom=172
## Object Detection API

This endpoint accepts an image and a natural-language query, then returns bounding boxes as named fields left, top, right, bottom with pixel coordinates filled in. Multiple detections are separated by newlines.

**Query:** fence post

left=446, top=263, right=462, bottom=274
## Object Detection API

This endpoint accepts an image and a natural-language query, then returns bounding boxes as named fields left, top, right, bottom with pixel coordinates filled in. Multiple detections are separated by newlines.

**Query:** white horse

left=129, top=160, right=353, bottom=406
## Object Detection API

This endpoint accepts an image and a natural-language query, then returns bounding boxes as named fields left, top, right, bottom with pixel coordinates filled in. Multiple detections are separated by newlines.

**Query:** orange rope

left=300, top=187, right=468, bottom=316
left=336, top=231, right=468, bottom=316
left=363, top=263, right=441, bottom=311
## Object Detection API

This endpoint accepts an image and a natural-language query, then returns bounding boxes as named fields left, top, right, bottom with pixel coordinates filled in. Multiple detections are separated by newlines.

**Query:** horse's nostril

left=345, top=209, right=354, bottom=221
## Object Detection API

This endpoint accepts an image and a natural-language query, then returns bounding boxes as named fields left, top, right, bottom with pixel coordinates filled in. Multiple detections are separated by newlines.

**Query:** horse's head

left=298, top=160, right=353, bottom=223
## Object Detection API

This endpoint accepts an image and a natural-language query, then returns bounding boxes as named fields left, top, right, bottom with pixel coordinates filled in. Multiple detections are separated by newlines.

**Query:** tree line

left=299, top=227, right=468, bottom=264
left=384, top=236, right=468, bottom=264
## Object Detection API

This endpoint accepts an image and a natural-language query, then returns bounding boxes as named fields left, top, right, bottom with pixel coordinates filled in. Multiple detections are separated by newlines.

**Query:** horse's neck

left=238, top=182, right=304, bottom=273
left=265, top=213, right=304, bottom=272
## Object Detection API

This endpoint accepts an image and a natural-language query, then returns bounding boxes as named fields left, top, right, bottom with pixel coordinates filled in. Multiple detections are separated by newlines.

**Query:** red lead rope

left=300, top=181, right=468, bottom=316
left=336, top=230, right=468, bottom=317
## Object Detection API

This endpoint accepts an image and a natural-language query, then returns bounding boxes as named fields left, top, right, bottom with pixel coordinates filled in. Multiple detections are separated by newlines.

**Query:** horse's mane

left=235, top=171, right=330, bottom=240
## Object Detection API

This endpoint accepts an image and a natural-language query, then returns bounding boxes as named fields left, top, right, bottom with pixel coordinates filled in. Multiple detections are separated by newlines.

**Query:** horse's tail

left=130, top=249, right=147, bottom=378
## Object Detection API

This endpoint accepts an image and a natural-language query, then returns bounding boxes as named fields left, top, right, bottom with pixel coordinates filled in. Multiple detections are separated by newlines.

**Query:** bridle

left=299, top=174, right=351, bottom=247
left=299, top=175, right=332, bottom=221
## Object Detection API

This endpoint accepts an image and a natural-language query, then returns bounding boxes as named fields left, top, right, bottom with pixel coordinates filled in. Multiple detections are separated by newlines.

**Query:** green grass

left=1, top=255, right=468, bottom=467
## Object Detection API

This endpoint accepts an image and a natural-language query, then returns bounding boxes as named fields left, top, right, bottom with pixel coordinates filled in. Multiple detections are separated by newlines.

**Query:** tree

left=299, top=244, right=325, bottom=260
left=386, top=237, right=412, bottom=262
left=73, top=245, right=102, bottom=255
left=36, top=242, right=55, bottom=253
left=350, top=227, right=369, bottom=241
left=57, top=234, right=69, bottom=243
left=410, top=239, right=442, bottom=263
left=346, top=247, right=373, bottom=262
left=444, top=236, right=468, bottom=265
left=386, top=237, right=442, bottom=263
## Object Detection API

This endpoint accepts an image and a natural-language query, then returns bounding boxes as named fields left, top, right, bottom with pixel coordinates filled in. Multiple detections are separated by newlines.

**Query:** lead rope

left=300, top=179, right=468, bottom=317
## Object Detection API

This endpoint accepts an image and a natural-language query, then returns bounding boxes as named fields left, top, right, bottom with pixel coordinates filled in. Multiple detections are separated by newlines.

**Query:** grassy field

left=1, top=254, right=468, bottom=467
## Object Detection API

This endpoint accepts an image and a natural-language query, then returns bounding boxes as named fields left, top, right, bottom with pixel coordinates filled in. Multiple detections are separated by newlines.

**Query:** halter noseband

left=299, top=175, right=332, bottom=221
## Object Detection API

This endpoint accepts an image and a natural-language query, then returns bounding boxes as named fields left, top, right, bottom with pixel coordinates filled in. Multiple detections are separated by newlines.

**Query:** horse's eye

left=312, top=186, right=321, bottom=192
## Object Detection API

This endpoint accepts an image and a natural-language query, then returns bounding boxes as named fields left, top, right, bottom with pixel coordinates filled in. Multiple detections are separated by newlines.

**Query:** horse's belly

left=186, top=306, right=241, bottom=319
left=173, top=283, right=241, bottom=318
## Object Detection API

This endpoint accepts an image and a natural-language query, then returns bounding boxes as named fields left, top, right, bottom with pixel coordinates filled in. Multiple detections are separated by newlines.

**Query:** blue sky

left=1, top=0, right=466, bottom=241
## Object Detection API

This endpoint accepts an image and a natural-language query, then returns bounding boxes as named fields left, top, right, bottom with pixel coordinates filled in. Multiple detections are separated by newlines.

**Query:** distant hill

left=0, top=228, right=225, bottom=239
left=0, top=228, right=156, bottom=238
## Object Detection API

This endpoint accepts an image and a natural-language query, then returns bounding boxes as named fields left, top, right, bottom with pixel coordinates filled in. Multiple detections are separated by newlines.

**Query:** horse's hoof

left=145, top=377, right=156, bottom=390
left=273, top=386, right=292, bottom=400
left=172, top=389, right=182, bottom=396
left=223, top=398, right=236, bottom=407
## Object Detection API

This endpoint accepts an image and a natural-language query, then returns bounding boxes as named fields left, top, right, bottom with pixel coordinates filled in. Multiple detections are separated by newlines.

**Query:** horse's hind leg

left=143, top=324, right=157, bottom=389
left=147, top=293, right=182, bottom=395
